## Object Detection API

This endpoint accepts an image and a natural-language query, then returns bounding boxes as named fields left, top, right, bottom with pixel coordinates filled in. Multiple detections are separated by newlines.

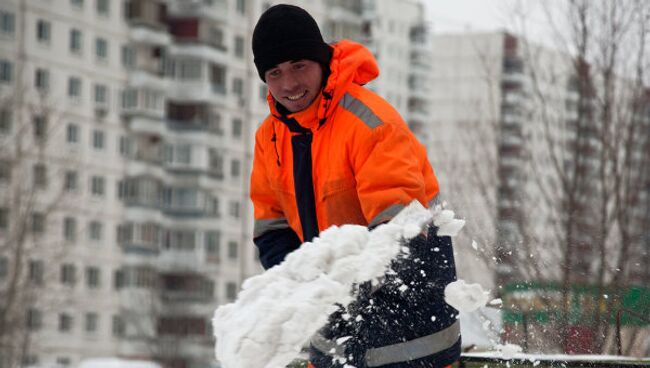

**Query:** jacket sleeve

left=351, top=122, right=429, bottom=227
left=253, top=228, right=301, bottom=270
left=250, top=126, right=301, bottom=269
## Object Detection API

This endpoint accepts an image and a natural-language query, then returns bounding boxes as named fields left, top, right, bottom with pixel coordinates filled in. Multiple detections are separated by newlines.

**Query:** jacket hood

left=267, top=40, right=380, bottom=123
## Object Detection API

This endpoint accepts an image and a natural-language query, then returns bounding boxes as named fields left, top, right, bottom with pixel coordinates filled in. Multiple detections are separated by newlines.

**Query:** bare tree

left=487, top=0, right=650, bottom=355
left=0, top=2, right=86, bottom=363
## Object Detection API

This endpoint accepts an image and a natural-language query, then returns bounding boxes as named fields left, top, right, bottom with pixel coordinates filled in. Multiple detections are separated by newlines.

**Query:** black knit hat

left=252, top=4, right=332, bottom=81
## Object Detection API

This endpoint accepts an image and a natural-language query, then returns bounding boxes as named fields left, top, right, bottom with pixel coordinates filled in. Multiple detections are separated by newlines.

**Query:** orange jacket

left=251, top=40, right=439, bottom=242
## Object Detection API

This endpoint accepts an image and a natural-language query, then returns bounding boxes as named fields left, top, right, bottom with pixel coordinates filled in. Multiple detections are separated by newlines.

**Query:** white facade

left=0, top=1, right=430, bottom=368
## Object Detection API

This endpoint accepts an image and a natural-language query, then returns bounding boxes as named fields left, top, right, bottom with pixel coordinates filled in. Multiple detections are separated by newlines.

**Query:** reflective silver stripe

left=368, top=204, right=405, bottom=228
left=253, top=218, right=290, bottom=238
left=310, top=332, right=347, bottom=357
left=365, top=320, right=461, bottom=367
left=428, top=194, right=441, bottom=208
left=340, top=93, right=383, bottom=129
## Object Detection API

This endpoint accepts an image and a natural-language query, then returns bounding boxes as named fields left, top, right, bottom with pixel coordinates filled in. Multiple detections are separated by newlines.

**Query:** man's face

left=265, top=59, right=323, bottom=113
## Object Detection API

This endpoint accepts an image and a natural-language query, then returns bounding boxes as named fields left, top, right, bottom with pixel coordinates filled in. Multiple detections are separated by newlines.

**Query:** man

left=250, top=4, right=460, bottom=367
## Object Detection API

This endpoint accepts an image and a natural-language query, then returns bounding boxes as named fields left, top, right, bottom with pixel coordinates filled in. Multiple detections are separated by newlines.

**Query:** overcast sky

left=424, top=0, right=558, bottom=46
left=424, top=0, right=511, bottom=33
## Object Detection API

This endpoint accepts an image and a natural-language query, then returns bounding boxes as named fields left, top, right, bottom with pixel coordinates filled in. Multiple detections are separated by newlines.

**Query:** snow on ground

left=212, top=201, right=440, bottom=368
left=77, top=358, right=161, bottom=368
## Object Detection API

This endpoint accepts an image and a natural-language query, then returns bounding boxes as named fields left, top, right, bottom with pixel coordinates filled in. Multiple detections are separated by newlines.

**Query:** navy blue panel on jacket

left=253, top=228, right=301, bottom=270
left=310, top=225, right=461, bottom=367
left=278, top=114, right=320, bottom=243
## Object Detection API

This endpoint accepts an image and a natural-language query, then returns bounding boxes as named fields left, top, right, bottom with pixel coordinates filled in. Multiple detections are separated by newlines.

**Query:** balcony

left=408, top=76, right=431, bottom=98
left=410, top=50, right=431, bottom=74
left=119, top=176, right=164, bottom=209
left=327, top=0, right=363, bottom=22
left=161, top=273, right=215, bottom=303
left=162, top=188, right=219, bottom=217
left=166, top=0, right=227, bottom=22
left=408, top=97, right=429, bottom=121
left=500, top=133, right=523, bottom=147
left=129, top=69, right=168, bottom=91
left=126, top=0, right=167, bottom=30
left=501, top=71, right=526, bottom=86
left=121, top=87, right=166, bottom=119
left=499, top=155, right=522, bottom=168
left=167, top=81, right=228, bottom=104
left=168, top=18, right=227, bottom=52
left=117, top=221, right=162, bottom=254
left=132, top=135, right=164, bottom=165
left=166, top=102, right=222, bottom=133
left=159, top=249, right=201, bottom=272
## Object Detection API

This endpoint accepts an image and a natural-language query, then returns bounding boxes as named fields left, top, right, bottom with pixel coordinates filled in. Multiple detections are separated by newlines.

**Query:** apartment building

left=429, top=30, right=650, bottom=353
left=0, top=1, right=431, bottom=367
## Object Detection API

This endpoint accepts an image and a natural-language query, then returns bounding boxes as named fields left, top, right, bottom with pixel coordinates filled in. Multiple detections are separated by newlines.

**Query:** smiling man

left=250, top=4, right=460, bottom=368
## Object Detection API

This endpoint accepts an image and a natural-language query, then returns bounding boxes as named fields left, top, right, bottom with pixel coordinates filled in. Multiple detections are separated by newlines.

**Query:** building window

left=28, top=260, right=44, bottom=285
left=226, top=282, right=237, bottom=300
left=33, top=164, right=47, bottom=189
left=178, top=59, right=202, bottom=80
left=96, top=0, right=109, bottom=16
left=86, top=266, right=100, bottom=288
left=113, top=269, right=124, bottom=289
left=227, top=241, right=238, bottom=259
left=56, top=358, right=71, bottom=367
left=236, top=0, right=246, bottom=14
left=68, top=77, right=82, bottom=99
left=0, top=207, right=8, bottom=230
left=232, top=77, right=243, bottom=96
left=118, top=136, right=133, bottom=157
left=259, top=85, right=267, bottom=101
left=31, top=212, right=45, bottom=234
left=94, top=84, right=108, bottom=104
left=36, top=20, right=51, bottom=44
left=63, top=217, right=76, bottom=241
left=205, top=231, right=220, bottom=261
left=234, top=36, right=244, bottom=58
left=230, top=159, right=240, bottom=178
left=33, top=115, right=47, bottom=140
left=0, top=109, right=11, bottom=133
left=85, top=313, right=98, bottom=332
left=92, top=130, right=105, bottom=150
left=59, top=313, right=73, bottom=333
left=64, top=171, right=78, bottom=192
left=34, top=68, right=49, bottom=92
left=0, top=160, right=10, bottom=183
left=61, top=264, right=76, bottom=285
left=0, top=11, right=15, bottom=36
left=121, top=45, right=135, bottom=69
left=0, top=60, right=11, bottom=84
left=112, top=315, right=125, bottom=336
left=228, top=201, right=239, bottom=219
left=91, top=176, right=105, bottom=197
left=26, top=309, right=42, bottom=330
left=70, top=29, right=82, bottom=54
left=66, top=123, right=79, bottom=143
left=95, top=37, right=108, bottom=61
left=209, top=27, right=224, bottom=49
left=71, top=0, right=84, bottom=8
left=231, top=118, right=242, bottom=138
left=0, top=256, right=8, bottom=279
left=210, top=64, right=226, bottom=93
left=89, top=221, right=102, bottom=241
